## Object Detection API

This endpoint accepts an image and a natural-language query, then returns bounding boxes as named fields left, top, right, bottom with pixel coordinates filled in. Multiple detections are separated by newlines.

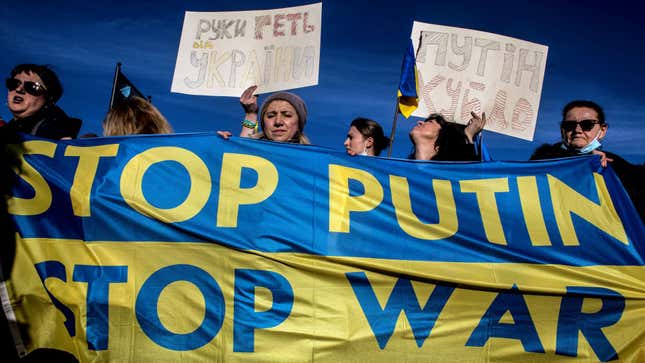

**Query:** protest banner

left=2, top=134, right=644, bottom=362
left=171, top=3, right=322, bottom=97
left=410, top=22, right=549, bottom=141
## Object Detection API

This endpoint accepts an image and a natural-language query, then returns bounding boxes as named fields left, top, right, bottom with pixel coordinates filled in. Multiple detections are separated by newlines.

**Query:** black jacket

left=531, top=142, right=644, bottom=223
left=5, top=103, right=82, bottom=140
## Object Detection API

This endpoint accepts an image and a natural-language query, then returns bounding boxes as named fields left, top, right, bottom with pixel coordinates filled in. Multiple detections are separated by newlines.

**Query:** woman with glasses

left=409, top=112, right=486, bottom=161
left=530, top=100, right=644, bottom=221
left=530, top=100, right=611, bottom=163
left=4, top=64, right=81, bottom=140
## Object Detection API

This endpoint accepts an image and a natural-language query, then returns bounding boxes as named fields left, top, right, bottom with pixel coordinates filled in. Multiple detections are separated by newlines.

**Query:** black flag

left=109, top=63, right=148, bottom=109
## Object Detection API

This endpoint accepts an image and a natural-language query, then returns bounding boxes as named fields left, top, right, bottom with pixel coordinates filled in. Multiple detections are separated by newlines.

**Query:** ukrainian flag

left=397, top=39, right=419, bottom=118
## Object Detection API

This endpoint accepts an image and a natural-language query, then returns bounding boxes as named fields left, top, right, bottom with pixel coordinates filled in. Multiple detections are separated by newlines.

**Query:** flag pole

left=387, top=99, right=400, bottom=158
left=109, top=62, right=122, bottom=110
left=389, top=37, right=420, bottom=157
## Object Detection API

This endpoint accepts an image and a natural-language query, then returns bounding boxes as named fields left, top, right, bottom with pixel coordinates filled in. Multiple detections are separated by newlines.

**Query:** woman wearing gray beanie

left=218, top=85, right=310, bottom=144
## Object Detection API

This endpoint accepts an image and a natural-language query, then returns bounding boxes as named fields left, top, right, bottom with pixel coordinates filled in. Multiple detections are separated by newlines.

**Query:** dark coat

left=5, top=103, right=82, bottom=140
left=531, top=142, right=644, bottom=223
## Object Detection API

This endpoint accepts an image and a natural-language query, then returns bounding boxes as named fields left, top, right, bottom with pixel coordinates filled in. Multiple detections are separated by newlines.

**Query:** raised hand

left=240, top=85, right=259, bottom=114
left=465, top=111, right=486, bottom=144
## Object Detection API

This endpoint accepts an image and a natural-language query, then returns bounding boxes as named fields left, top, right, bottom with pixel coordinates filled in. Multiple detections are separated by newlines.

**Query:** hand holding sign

left=465, top=111, right=486, bottom=144
left=240, top=85, right=259, bottom=114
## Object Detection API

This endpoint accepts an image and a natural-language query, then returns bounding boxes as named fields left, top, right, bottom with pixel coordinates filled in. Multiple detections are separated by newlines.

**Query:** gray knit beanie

left=259, top=92, right=308, bottom=132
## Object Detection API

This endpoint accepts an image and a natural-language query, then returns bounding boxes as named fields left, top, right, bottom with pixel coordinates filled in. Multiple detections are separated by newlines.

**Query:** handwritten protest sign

left=411, top=22, right=548, bottom=141
left=171, top=3, right=322, bottom=97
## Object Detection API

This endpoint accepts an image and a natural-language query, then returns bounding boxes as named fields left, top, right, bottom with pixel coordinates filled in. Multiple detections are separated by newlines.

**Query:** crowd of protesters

left=219, top=85, right=643, bottom=221
left=5, top=64, right=639, bottom=224
left=1, top=66, right=643, bottom=221
left=0, top=62, right=644, bottom=362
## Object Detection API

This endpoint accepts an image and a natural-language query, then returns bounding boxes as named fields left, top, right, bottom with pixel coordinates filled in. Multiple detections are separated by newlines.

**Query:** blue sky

left=1, top=0, right=643, bottom=163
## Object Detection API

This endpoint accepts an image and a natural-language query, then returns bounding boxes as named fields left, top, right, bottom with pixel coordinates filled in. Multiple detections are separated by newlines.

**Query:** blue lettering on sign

left=73, top=265, right=128, bottom=350
left=556, top=286, right=624, bottom=362
left=34, top=261, right=76, bottom=337
left=466, top=284, right=544, bottom=353
left=135, top=264, right=225, bottom=351
left=346, top=272, right=454, bottom=349
left=233, top=269, right=294, bottom=352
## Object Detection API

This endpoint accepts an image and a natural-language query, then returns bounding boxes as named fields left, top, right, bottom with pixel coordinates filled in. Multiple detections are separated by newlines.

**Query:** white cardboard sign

left=411, top=21, right=548, bottom=141
left=171, top=3, right=322, bottom=97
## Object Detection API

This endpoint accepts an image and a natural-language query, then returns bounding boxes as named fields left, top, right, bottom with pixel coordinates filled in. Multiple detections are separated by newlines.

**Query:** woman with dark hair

left=531, top=100, right=644, bottom=221
left=409, top=112, right=485, bottom=161
left=344, top=117, right=389, bottom=156
left=4, top=64, right=81, bottom=140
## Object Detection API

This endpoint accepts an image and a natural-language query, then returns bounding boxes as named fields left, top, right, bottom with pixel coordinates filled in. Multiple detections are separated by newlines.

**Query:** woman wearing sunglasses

left=530, top=100, right=644, bottom=222
left=4, top=64, right=81, bottom=140
left=531, top=100, right=610, bottom=162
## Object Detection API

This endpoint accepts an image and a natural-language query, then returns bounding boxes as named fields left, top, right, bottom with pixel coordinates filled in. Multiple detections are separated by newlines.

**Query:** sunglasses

left=560, top=119, right=600, bottom=132
left=5, top=78, right=48, bottom=97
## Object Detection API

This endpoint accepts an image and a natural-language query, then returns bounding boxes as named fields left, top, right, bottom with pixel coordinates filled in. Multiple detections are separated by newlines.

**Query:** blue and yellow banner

left=3, top=133, right=644, bottom=362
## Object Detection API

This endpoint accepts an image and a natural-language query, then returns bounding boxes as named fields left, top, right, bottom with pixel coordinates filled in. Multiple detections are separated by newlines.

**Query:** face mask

left=562, top=135, right=602, bottom=154
left=577, top=136, right=602, bottom=154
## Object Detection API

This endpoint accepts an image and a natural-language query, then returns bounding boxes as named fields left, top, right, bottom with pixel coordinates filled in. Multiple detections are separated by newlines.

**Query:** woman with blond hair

left=103, top=96, right=173, bottom=136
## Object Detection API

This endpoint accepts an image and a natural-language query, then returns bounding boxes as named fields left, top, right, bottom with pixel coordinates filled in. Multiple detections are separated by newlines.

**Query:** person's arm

left=464, top=111, right=486, bottom=144
left=239, top=85, right=259, bottom=137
